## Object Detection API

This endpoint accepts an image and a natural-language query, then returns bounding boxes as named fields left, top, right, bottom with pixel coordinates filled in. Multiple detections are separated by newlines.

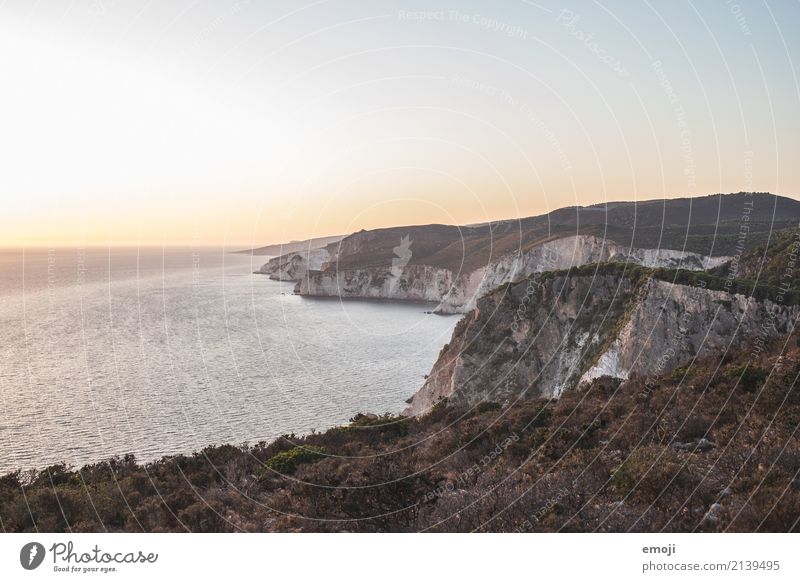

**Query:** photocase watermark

left=719, top=196, right=755, bottom=296
left=421, top=432, right=519, bottom=502
left=509, top=247, right=561, bottom=333
left=178, top=0, right=253, bottom=59
left=391, top=234, right=413, bottom=278
left=748, top=224, right=800, bottom=361
left=638, top=276, right=710, bottom=399
left=638, top=309, right=696, bottom=399
left=743, top=149, right=754, bottom=191
left=88, top=0, right=120, bottom=19
left=510, top=482, right=575, bottom=531
left=772, top=226, right=800, bottom=307
left=191, top=223, right=204, bottom=290
left=510, top=519, right=534, bottom=533
left=398, top=10, right=529, bottom=39
left=451, top=75, right=573, bottom=173
left=556, top=9, right=629, bottom=77
left=726, top=0, right=753, bottom=37
left=76, top=247, right=87, bottom=288
left=46, top=248, right=57, bottom=320
left=637, top=199, right=770, bottom=399
left=652, top=60, right=696, bottom=191
left=509, top=277, right=542, bottom=334
left=19, top=541, right=158, bottom=573
left=532, top=485, right=571, bottom=522
left=20, top=542, right=46, bottom=570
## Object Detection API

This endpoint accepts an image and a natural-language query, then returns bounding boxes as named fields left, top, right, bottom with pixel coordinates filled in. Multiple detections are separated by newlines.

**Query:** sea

left=0, top=247, right=457, bottom=474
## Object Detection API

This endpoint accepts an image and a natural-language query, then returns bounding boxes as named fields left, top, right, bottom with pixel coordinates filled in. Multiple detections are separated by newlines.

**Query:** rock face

left=258, top=248, right=331, bottom=281
left=404, top=266, right=798, bottom=415
left=578, top=278, right=793, bottom=385
left=262, top=193, right=800, bottom=311
left=296, top=235, right=729, bottom=313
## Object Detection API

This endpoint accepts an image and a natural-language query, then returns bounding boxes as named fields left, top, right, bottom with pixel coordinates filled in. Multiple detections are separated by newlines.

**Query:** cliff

left=405, top=263, right=799, bottom=415
left=258, top=247, right=331, bottom=281
left=296, top=234, right=729, bottom=313
left=260, top=193, right=800, bottom=312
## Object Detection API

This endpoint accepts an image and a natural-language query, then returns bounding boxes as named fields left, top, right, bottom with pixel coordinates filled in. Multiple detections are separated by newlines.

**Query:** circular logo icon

left=20, top=542, right=46, bottom=570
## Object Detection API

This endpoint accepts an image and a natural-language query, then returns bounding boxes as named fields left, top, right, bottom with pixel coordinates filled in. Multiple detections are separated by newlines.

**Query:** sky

left=0, top=0, right=798, bottom=248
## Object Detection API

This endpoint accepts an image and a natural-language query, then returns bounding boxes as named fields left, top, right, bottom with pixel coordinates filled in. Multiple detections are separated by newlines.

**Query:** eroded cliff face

left=578, top=279, right=795, bottom=385
left=259, top=248, right=331, bottom=281
left=404, top=270, right=798, bottom=416
left=295, top=235, right=729, bottom=313
left=294, top=264, right=459, bottom=304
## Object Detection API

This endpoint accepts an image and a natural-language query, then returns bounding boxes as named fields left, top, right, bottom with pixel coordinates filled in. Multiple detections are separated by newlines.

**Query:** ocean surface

left=0, top=248, right=457, bottom=474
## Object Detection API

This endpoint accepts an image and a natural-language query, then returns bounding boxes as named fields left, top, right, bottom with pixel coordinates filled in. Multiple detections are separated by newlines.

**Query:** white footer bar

left=1, top=533, right=795, bottom=581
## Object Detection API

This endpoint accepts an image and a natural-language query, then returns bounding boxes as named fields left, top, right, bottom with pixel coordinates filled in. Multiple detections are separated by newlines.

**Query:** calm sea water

left=0, top=248, right=457, bottom=474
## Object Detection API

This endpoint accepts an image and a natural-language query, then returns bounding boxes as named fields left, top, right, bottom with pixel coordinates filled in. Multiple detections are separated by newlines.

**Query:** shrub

left=264, top=446, right=326, bottom=474
left=342, top=413, right=411, bottom=440
left=612, top=445, right=691, bottom=501
left=724, top=365, right=768, bottom=393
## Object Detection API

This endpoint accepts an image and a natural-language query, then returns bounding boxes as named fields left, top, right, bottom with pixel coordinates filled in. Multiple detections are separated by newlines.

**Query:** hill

left=321, top=192, right=800, bottom=271
left=289, top=193, right=800, bottom=312
left=236, top=234, right=345, bottom=256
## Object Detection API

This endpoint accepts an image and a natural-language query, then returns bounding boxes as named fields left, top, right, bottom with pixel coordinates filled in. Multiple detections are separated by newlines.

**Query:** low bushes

left=264, top=445, right=326, bottom=474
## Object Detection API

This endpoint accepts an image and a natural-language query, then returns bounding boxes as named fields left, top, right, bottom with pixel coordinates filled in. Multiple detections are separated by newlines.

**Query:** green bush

left=612, top=445, right=690, bottom=500
left=724, top=365, right=768, bottom=392
left=264, top=445, right=325, bottom=474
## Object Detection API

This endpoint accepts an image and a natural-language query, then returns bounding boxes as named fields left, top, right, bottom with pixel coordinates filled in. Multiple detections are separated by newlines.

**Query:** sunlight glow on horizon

left=1, top=1, right=798, bottom=248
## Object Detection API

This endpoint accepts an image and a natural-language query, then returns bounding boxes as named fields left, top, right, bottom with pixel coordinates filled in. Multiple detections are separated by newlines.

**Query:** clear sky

left=1, top=0, right=798, bottom=247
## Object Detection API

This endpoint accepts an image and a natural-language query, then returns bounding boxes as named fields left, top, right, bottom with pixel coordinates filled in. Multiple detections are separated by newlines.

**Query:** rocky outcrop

left=258, top=248, right=331, bottom=281
left=295, top=264, right=459, bottom=303
left=404, top=266, right=798, bottom=415
left=578, top=278, right=794, bottom=385
left=297, top=235, right=729, bottom=313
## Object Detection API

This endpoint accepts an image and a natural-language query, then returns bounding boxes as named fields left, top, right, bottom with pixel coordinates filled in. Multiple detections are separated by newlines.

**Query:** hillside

left=318, top=192, right=798, bottom=270
left=276, top=193, right=800, bottom=312
left=510, top=192, right=799, bottom=255
left=2, top=331, right=798, bottom=532
left=710, top=228, right=800, bottom=288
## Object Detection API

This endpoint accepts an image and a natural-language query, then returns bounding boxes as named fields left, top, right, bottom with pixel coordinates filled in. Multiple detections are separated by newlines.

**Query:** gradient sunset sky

left=1, top=0, right=798, bottom=247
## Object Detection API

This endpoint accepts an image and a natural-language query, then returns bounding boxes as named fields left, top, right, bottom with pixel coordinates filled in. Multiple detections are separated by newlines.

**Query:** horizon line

left=2, top=190, right=796, bottom=251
